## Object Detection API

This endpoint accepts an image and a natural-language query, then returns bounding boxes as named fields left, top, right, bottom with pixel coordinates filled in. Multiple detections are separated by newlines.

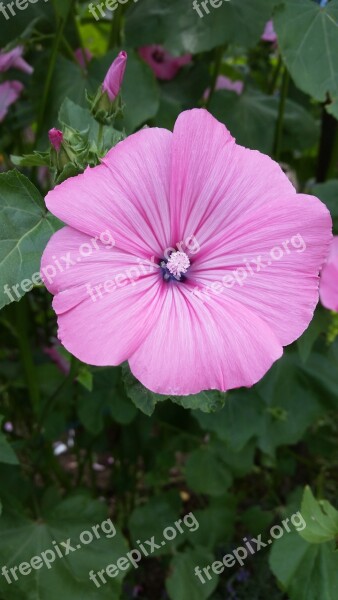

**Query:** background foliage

left=0, top=0, right=338, bottom=599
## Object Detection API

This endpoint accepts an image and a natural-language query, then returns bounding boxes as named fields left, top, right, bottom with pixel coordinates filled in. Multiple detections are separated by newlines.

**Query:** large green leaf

left=0, top=493, right=129, bottom=600
left=0, top=171, right=60, bottom=310
left=126, top=0, right=274, bottom=54
left=195, top=352, right=322, bottom=456
left=299, top=486, right=338, bottom=544
left=209, top=89, right=319, bottom=153
left=185, top=447, right=232, bottom=496
left=269, top=530, right=338, bottom=600
left=166, top=548, right=218, bottom=600
left=274, top=0, right=338, bottom=118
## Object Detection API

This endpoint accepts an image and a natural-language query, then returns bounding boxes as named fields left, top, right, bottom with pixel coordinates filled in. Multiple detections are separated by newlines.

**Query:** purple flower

left=0, top=81, right=24, bottom=122
left=0, top=47, right=33, bottom=74
left=138, top=45, right=191, bottom=80
left=262, top=20, right=277, bottom=44
left=102, top=51, right=127, bottom=102
left=74, top=48, right=93, bottom=69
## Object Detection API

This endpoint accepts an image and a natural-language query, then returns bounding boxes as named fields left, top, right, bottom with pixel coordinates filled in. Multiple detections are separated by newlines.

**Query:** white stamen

left=166, top=251, right=190, bottom=280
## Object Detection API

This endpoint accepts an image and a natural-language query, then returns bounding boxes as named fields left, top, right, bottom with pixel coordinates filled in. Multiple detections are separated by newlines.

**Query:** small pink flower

left=320, top=236, right=338, bottom=312
left=102, top=51, right=127, bottom=102
left=262, top=20, right=277, bottom=44
left=74, top=48, right=93, bottom=69
left=0, top=46, right=33, bottom=74
left=41, top=109, right=332, bottom=396
left=0, top=81, right=24, bottom=122
left=204, top=75, right=244, bottom=100
left=138, top=45, right=191, bottom=81
left=49, top=128, right=63, bottom=152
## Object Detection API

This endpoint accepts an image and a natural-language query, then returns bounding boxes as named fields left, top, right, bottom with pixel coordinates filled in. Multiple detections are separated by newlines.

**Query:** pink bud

left=48, top=128, right=63, bottom=152
left=102, top=51, right=127, bottom=102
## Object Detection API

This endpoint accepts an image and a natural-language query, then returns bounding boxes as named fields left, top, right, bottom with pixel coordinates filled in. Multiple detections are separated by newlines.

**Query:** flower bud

left=48, top=128, right=63, bottom=152
left=102, top=51, right=127, bottom=102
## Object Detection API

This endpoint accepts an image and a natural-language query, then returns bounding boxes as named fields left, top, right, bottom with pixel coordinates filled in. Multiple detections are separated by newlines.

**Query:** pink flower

left=319, top=236, right=338, bottom=312
left=138, top=45, right=191, bottom=81
left=262, top=20, right=277, bottom=43
left=0, top=46, right=33, bottom=74
left=49, top=128, right=63, bottom=152
left=204, top=75, right=244, bottom=100
left=74, top=48, right=93, bottom=69
left=0, top=81, right=24, bottom=122
left=41, top=109, right=332, bottom=396
left=102, top=51, right=127, bottom=102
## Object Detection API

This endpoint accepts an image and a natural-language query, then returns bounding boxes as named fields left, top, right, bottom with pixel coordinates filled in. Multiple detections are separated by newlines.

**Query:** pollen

left=166, top=251, right=190, bottom=280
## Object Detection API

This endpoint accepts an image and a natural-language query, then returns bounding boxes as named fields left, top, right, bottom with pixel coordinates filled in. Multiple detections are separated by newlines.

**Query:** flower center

left=152, top=49, right=165, bottom=63
left=161, top=251, right=190, bottom=282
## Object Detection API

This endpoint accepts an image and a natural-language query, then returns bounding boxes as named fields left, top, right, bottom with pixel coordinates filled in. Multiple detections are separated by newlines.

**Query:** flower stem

left=108, top=4, right=123, bottom=50
left=206, top=46, right=224, bottom=108
left=273, top=66, right=289, bottom=161
left=36, top=13, right=69, bottom=142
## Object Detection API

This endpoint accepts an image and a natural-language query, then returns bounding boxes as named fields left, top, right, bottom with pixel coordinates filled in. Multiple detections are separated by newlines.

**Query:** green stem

left=273, top=66, right=289, bottom=161
left=15, top=298, right=40, bottom=415
left=108, top=4, right=123, bottom=49
left=206, top=46, right=224, bottom=108
left=36, top=17, right=68, bottom=143
left=38, top=355, right=79, bottom=429
left=268, top=54, right=282, bottom=95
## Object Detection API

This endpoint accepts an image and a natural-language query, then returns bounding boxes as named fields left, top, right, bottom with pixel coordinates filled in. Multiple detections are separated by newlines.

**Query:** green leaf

left=0, top=417, right=18, bottom=465
left=170, top=390, right=226, bottom=413
left=209, top=88, right=319, bottom=153
left=78, top=368, right=137, bottom=433
left=190, top=500, right=236, bottom=549
left=0, top=493, right=129, bottom=600
left=299, top=486, right=338, bottom=544
left=274, top=0, right=338, bottom=118
left=128, top=493, right=181, bottom=556
left=166, top=548, right=218, bottom=600
left=269, top=530, right=338, bottom=600
left=311, top=180, right=338, bottom=235
left=126, top=0, right=274, bottom=54
left=0, top=171, right=60, bottom=310
left=195, top=352, right=322, bottom=457
left=297, top=307, right=330, bottom=363
left=185, top=447, right=232, bottom=496
left=122, top=365, right=167, bottom=416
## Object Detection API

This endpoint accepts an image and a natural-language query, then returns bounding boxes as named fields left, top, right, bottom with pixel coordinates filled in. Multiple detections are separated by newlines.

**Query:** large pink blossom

left=319, top=236, right=338, bottom=312
left=0, top=46, right=33, bottom=74
left=138, top=46, right=191, bottom=80
left=0, top=81, right=24, bottom=122
left=41, top=110, right=332, bottom=395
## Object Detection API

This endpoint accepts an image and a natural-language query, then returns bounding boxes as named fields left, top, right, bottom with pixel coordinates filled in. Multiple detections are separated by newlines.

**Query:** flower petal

left=45, top=127, right=172, bottom=257
left=41, top=226, right=165, bottom=364
left=320, top=236, right=338, bottom=311
left=129, top=283, right=282, bottom=395
left=190, top=189, right=332, bottom=346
